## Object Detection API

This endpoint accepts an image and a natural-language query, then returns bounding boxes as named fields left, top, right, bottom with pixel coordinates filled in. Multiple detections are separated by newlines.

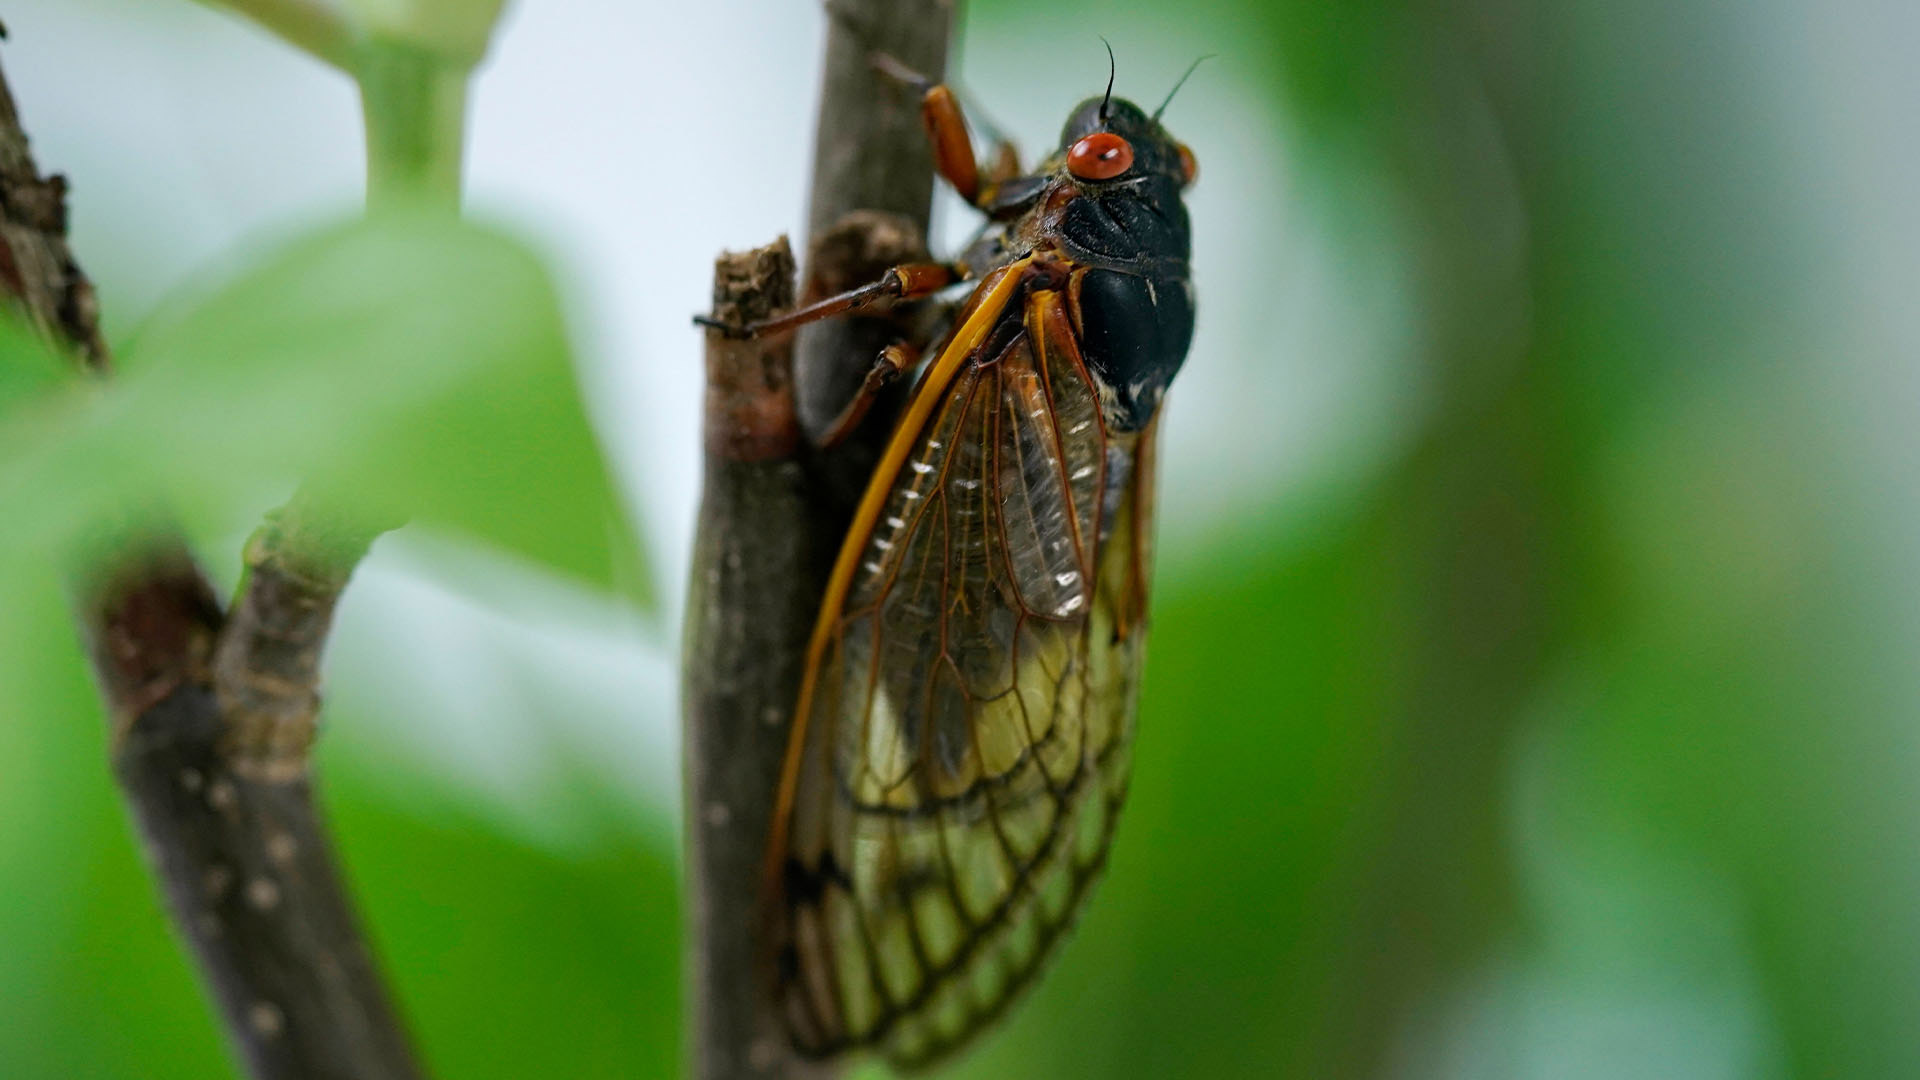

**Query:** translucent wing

left=774, top=279, right=1158, bottom=1070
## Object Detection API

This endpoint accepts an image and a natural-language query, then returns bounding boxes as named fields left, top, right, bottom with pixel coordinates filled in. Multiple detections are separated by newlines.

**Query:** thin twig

left=212, top=493, right=376, bottom=781
left=681, top=3, right=955, bottom=1078
left=123, top=14, right=478, bottom=1072
left=217, top=27, right=476, bottom=726
left=0, top=42, right=423, bottom=1080
left=357, top=40, right=469, bottom=211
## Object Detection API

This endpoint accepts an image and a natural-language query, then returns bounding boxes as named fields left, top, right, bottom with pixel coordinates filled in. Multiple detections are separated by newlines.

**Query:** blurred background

left=1, top=0, right=1915, bottom=1077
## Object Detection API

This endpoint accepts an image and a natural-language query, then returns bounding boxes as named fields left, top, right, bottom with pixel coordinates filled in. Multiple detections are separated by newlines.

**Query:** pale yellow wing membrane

left=778, top=284, right=1157, bottom=1071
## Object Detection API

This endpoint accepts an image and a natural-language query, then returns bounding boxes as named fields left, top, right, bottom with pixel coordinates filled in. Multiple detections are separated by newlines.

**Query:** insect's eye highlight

left=1067, top=132, right=1134, bottom=180
left=1177, top=142, right=1199, bottom=187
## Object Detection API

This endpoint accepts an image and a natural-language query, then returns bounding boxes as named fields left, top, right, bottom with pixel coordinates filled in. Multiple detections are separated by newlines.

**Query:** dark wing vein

left=779, top=286, right=1158, bottom=1070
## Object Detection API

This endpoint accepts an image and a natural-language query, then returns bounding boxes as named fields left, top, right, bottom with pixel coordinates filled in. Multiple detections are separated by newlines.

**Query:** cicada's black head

left=1059, top=96, right=1194, bottom=193
left=1044, top=94, right=1197, bottom=431
left=1053, top=95, right=1194, bottom=268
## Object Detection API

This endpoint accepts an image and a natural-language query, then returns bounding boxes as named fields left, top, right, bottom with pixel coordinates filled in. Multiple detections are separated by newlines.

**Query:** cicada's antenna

left=1099, top=37, right=1117, bottom=121
left=1152, top=54, right=1215, bottom=123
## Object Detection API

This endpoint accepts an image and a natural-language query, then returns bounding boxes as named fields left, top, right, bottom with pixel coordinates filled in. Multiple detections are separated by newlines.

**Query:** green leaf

left=0, top=212, right=646, bottom=603
left=0, top=315, right=69, bottom=414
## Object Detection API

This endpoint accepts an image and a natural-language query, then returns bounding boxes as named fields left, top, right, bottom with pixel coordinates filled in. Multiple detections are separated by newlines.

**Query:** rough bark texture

left=0, top=46, right=108, bottom=371
left=794, top=0, right=955, bottom=507
left=683, top=239, right=828, bottom=1080
left=0, top=41, right=421, bottom=1080
left=213, top=497, right=374, bottom=781
left=110, top=686, right=420, bottom=1080
left=683, top=3, right=956, bottom=1077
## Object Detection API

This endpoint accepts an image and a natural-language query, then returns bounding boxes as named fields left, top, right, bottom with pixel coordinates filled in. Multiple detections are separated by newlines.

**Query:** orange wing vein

left=772, top=272, right=1160, bottom=1071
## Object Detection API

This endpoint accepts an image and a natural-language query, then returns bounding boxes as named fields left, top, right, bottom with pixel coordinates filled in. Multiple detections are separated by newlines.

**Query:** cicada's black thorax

left=1038, top=96, right=1195, bottom=432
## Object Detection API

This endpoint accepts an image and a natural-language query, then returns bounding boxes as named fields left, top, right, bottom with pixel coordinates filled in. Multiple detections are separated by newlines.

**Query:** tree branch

left=213, top=17, right=477, bottom=771
left=794, top=0, right=955, bottom=499
left=683, top=238, right=828, bottom=1080
left=0, top=55, right=108, bottom=372
left=0, top=42, right=422, bottom=1080
left=212, top=493, right=374, bottom=780
left=681, top=3, right=955, bottom=1077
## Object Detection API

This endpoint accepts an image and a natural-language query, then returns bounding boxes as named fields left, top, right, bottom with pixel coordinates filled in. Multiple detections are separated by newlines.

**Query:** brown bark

left=0, top=39, right=421, bottom=1080
left=681, top=2, right=957, bottom=1077
left=683, top=238, right=827, bottom=1080
left=794, top=0, right=955, bottom=511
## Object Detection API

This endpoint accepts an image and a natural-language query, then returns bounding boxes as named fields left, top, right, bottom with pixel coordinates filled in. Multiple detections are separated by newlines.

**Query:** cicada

left=734, top=57, right=1199, bottom=1070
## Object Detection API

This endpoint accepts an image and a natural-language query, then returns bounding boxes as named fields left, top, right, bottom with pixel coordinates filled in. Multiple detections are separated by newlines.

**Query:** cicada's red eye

left=1067, top=132, right=1134, bottom=180
left=1177, top=142, right=1198, bottom=187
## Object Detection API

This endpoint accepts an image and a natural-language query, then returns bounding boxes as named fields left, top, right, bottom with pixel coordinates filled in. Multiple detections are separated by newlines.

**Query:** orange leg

left=919, top=84, right=983, bottom=203
left=816, top=341, right=918, bottom=448
left=696, top=261, right=962, bottom=339
left=869, top=53, right=1008, bottom=207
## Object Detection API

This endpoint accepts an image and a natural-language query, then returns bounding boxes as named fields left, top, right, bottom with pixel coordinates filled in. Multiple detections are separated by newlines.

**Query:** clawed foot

left=693, top=314, right=751, bottom=339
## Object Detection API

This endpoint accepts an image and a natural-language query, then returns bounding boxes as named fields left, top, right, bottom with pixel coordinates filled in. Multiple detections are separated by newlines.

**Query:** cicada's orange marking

left=752, top=56, right=1197, bottom=1072
left=767, top=258, right=1033, bottom=892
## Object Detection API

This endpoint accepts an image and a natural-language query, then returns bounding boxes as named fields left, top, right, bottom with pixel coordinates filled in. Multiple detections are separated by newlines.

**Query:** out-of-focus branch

left=214, top=20, right=479, bottom=767
left=217, top=27, right=477, bottom=765
left=108, top=675, right=424, bottom=1080
left=0, top=55, right=108, bottom=371
left=212, top=494, right=375, bottom=781
left=100, top=12, right=488, bottom=1072
left=681, top=3, right=955, bottom=1077
left=0, top=42, right=422, bottom=1080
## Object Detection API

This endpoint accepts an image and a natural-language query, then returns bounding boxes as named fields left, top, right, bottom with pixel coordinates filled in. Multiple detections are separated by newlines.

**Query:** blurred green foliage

left=0, top=560, right=678, bottom=1078
left=0, top=204, right=674, bottom=1073
left=1, top=0, right=1909, bottom=1077
left=0, top=213, right=640, bottom=597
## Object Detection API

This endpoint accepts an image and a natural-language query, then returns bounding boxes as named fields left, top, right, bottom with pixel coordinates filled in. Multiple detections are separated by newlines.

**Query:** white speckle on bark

left=207, top=779, right=238, bottom=812
left=246, top=877, right=281, bottom=911
left=705, top=801, right=732, bottom=827
left=248, top=1001, right=284, bottom=1038
left=178, top=767, right=204, bottom=793
left=265, top=831, right=298, bottom=865
left=203, top=864, right=234, bottom=900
